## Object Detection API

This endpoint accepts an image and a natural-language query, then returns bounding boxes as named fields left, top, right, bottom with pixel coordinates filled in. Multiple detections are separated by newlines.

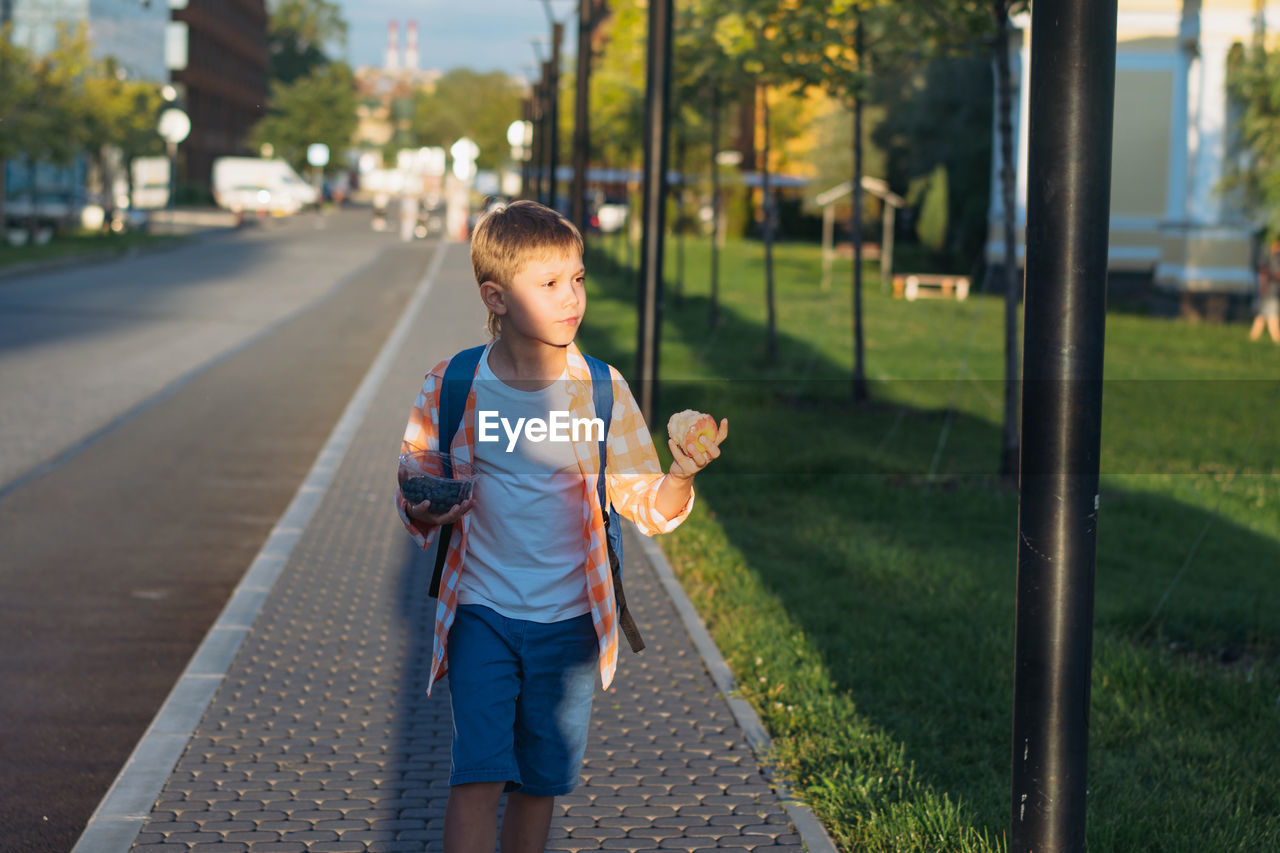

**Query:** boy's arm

left=603, top=368, right=696, bottom=535
left=396, top=365, right=445, bottom=549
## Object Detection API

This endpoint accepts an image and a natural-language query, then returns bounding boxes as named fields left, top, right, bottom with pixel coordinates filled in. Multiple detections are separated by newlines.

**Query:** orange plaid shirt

left=396, top=339, right=694, bottom=695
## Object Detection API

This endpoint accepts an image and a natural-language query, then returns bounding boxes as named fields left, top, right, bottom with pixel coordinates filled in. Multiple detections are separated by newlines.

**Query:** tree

left=267, top=0, right=347, bottom=84
left=1225, top=32, right=1280, bottom=241
left=783, top=0, right=873, bottom=398
left=845, top=0, right=1026, bottom=476
left=674, top=0, right=755, bottom=328
left=990, top=0, right=1028, bottom=483
left=12, top=25, right=93, bottom=229
left=250, top=62, right=358, bottom=175
left=589, top=1, right=647, bottom=175
left=871, top=54, right=992, bottom=266
left=80, top=56, right=163, bottom=226
left=711, top=1, right=821, bottom=365
left=409, top=69, right=524, bottom=171
left=0, top=26, right=37, bottom=231
left=112, top=80, right=166, bottom=207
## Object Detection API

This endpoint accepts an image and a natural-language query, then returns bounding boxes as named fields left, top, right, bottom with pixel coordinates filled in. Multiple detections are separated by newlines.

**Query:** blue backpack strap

left=584, top=355, right=613, bottom=517
left=584, top=354, right=644, bottom=653
left=438, top=345, right=486, bottom=469
left=430, top=345, right=485, bottom=596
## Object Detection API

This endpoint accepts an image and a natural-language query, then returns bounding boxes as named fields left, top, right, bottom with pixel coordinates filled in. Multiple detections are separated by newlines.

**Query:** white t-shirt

left=458, top=352, right=592, bottom=622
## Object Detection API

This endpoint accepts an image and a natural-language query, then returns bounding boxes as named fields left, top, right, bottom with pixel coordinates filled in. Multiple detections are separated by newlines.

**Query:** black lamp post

left=635, top=0, right=673, bottom=426
left=1010, top=2, right=1117, bottom=850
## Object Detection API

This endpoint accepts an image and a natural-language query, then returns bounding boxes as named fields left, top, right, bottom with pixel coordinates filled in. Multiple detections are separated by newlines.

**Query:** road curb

left=632, top=529, right=841, bottom=853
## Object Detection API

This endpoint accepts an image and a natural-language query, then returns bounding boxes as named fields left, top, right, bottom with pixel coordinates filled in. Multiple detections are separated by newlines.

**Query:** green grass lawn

left=0, top=230, right=180, bottom=271
left=578, top=232, right=1280, bottom=852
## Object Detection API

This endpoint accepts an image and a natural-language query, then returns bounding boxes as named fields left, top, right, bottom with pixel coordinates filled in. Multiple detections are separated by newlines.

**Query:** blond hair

left=470, top=200, right=584, bottom=340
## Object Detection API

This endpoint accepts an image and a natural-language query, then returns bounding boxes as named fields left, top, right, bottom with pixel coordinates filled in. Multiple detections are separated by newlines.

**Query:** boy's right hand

left=406, top=497, right=477, bottom=526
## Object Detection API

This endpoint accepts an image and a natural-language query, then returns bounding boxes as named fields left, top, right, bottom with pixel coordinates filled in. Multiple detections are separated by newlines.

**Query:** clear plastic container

left=398, top=449, right=476, bottom=513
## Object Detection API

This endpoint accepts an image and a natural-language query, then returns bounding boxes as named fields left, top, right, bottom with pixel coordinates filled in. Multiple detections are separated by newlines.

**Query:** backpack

left=427, top=344, right=644, bottom=653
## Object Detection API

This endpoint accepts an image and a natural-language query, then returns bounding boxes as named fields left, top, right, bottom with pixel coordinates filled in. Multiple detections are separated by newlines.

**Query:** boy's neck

left=488, top=335, right=569, bottom=391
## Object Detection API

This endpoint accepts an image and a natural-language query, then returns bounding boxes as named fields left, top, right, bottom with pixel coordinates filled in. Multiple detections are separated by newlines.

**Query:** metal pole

left=521, top=97, right=533, bottom=200
left=1, top=0, right=12, bottom=230
left=709, top=83, right=721, bottom=328
left=635, top=0, right=673, bottom=427
left=538, top=62, right=552, bottom=204
left=851, top=10, right=867, bottom=402
left=166, top=140, right=177, bottom=233
left=571, top=0, right=594, bottom=236
left=547, top=20, right=563, bottom=213
left=1010, top=1, right=1116, bottom=851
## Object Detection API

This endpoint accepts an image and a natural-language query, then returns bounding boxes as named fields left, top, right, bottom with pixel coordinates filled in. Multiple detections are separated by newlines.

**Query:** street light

left=507, top=119, right=532, bottom=197
left=157, top=99, right=191, bottom=231
left=306, top=143, right=329, bottom=207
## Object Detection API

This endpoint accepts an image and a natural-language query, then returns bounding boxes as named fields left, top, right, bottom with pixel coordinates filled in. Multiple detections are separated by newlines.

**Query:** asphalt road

left=0, top=210, right=440, bottom=851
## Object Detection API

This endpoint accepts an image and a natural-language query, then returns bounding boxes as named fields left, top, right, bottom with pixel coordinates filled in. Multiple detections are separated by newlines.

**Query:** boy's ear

left=479, top=281, right=507, bottom=315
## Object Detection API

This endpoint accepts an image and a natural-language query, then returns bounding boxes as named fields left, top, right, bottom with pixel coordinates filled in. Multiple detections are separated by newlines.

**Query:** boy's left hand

left=667, top=418, right=728, bottom=480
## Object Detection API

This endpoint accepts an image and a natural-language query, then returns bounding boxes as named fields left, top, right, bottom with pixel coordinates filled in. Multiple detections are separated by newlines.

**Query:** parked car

left=212, top=157, right=318, bottom=216
left=4, top=191, right=89, bottom=244
left=592, top=196, right=629, bottom=233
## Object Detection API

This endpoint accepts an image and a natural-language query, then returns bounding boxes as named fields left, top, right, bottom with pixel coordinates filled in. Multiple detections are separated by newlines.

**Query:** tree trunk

left=124, top=154, right=136, bottom=221
left=761, top=83, right=777, bottom=364
left=709, top=83, right=721, bottom=328
left=852, top=12, right=868, bottom=402
left=98, top=146, right=115, bottom=233
left=996, top=2, right=1021, bottom=482
left=27, top=157, right=38, bottom=239
left=0, top=157, right=7, bottom=242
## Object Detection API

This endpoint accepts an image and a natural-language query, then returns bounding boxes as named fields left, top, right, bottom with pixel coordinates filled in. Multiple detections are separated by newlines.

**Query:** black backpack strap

left=430, top=345, right=486, bottom=597
left=584, top=355, right=644, bottom=652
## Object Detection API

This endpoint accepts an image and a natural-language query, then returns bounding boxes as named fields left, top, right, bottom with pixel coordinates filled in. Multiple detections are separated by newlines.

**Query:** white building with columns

left=987, top=0, right=1272, bottom=302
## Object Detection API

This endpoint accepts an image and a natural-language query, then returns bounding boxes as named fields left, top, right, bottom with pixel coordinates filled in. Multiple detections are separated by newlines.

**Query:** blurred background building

left=167, top=0, right=270, bottom=197
left=354, top=21, right=440, bottom=156
left=988, top=0, right=1277, bottom=316
left=3, top=0, right=168, bottom=80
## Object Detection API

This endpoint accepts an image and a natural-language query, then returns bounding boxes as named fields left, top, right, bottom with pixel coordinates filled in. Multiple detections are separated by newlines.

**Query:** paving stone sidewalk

left=123, top=242, right=815, bottom=853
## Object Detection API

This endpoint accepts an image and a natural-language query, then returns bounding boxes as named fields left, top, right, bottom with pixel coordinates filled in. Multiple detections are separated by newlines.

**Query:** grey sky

left=334, top=0, right=573, bottom=81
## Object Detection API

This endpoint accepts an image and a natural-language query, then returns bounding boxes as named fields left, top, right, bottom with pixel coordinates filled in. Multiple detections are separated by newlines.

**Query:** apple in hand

left=667, top=409, right=718, bottom=456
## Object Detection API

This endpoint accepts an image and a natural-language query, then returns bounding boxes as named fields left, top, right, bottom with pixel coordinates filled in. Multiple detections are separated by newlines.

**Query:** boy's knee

left=449, top=781, right=506, bottom=806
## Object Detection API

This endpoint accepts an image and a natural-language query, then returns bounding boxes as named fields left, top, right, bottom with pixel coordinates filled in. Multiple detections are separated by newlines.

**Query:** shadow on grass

left=577, top=245, right=1280, bottom=848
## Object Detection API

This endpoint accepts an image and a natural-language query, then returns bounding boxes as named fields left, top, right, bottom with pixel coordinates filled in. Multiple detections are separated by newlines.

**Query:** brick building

left=168, top=0, right=269, bottom=195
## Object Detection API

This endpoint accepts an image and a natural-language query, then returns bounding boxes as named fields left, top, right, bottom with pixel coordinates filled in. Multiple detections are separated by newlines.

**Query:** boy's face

left=485, top=249, right=585, bottom=348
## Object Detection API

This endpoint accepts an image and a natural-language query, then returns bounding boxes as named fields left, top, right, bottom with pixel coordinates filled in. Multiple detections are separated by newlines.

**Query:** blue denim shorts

left=446, top=603, right=598, bottom=796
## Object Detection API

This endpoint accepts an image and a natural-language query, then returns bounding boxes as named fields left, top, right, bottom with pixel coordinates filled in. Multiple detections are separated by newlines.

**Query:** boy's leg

left=508, top=612, right=598, bottom=849
left=499, top=791, right=556, bottom=853
left=445, top=605, right=523, bottom=852
left=444, top=781, right=505, bottom=853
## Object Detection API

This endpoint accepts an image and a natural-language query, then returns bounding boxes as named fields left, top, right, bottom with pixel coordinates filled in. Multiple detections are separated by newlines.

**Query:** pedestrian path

left=80, top=241, right=831, bottom=853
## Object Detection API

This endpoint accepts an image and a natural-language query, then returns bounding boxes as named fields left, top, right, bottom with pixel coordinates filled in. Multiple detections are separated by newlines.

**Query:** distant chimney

left=385, top=21, right=400, bottom=73
left=405, top=20, right=419, bottom=72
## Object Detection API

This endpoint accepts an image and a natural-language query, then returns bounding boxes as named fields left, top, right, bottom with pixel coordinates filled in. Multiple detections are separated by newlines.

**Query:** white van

left=212, top=157, right=318, bottom=216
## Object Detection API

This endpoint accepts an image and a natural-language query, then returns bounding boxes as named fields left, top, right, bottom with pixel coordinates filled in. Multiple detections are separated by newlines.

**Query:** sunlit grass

left=0, top=230, right=180, bottom=270
left=578, top=232, right=1280, bottom=851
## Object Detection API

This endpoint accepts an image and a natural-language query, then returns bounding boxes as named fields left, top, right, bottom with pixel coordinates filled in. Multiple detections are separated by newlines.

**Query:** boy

left=395, top=200, right=727, bottom=853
